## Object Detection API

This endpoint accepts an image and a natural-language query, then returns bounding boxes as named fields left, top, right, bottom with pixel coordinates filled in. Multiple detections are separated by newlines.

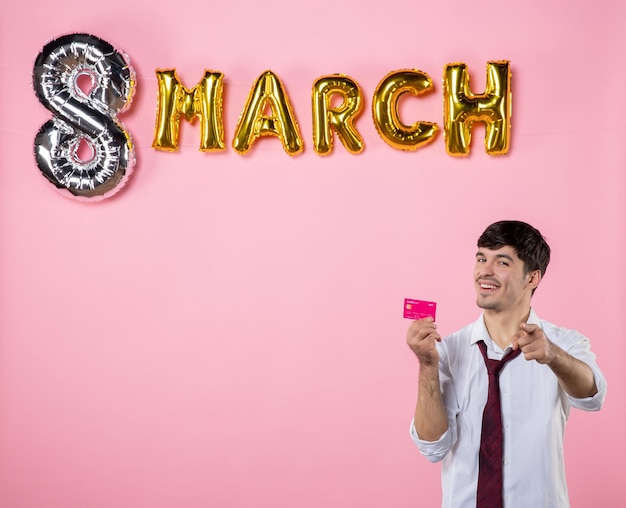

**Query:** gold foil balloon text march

left=152, top=63, right=512, bottom=157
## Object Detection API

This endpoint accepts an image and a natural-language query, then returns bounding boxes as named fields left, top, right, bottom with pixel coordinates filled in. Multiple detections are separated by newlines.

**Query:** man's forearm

left=547, top=344, right=597, bottom=398
left=414, top=364, right=449, bottom=441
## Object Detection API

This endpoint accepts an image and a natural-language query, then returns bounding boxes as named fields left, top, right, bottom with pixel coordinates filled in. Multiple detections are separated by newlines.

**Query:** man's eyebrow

left=475, top=251, right=515, bottom=262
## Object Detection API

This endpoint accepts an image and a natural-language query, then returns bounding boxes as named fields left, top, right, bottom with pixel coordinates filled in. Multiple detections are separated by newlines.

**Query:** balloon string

left=7, top=123, right=626, bottom=141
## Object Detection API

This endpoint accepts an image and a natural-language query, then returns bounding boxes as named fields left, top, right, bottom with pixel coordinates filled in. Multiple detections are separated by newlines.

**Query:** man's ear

left=527, top=270, right=542, bottom=290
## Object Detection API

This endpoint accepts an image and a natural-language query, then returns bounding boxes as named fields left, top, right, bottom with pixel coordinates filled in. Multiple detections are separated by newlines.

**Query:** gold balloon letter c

left=372, top=70, right=439, bottom=151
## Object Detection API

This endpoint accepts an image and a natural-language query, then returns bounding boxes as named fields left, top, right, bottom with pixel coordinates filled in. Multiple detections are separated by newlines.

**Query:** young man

left=406, top=220, right=606, bottom=508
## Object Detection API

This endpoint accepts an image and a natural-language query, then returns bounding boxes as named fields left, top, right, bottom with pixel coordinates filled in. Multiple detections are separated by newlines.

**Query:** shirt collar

left=469, top=308, right=542, bottom=350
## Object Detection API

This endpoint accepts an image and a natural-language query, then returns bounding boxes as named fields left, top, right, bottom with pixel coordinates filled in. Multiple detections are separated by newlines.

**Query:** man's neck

left=483, top=307, right=531, bottom=351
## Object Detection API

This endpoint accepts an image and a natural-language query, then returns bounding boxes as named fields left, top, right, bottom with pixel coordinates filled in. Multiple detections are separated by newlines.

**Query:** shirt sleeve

left=409, top=419, right=454, bottom=463
left=548, top=323, right=607, bottom=411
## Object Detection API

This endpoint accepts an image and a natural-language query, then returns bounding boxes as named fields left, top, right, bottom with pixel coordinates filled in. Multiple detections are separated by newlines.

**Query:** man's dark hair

left=477, top=220, right=551, bottom=277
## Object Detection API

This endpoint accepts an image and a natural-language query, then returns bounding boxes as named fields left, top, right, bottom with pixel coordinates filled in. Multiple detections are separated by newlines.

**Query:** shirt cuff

left=568, top=364, right=607, bottom=411
left=409, top=419, right=452, bottom=463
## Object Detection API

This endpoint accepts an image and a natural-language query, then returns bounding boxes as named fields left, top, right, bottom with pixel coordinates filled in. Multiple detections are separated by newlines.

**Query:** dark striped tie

left=476, top=341, right=521, bottom=507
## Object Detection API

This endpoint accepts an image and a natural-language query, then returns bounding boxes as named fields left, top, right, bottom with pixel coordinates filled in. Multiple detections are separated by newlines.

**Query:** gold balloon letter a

left=312, top=75, right=364, bottom=155
left=152, top=69, right=225, bottom=152
left=233, top=71, right=303, bottom=156
left=443, top=61, right=511, bottom=156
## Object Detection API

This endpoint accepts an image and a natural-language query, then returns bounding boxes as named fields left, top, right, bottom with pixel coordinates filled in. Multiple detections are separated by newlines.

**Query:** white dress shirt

left=410, top=309, right=607, bottom=508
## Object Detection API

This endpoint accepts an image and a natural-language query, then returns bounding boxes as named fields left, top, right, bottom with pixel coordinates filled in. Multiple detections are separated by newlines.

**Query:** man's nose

left=478, top=260, right=494, bottom=276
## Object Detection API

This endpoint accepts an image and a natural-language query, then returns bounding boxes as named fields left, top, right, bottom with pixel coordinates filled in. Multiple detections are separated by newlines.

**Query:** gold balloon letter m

left=444, top=61, right=511, bottom=156
left=152, top=69, right=225, bottom=152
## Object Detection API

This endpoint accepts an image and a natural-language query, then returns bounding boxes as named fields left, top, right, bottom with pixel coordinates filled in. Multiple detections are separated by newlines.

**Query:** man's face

left=474, top=245, right=538, bottom=313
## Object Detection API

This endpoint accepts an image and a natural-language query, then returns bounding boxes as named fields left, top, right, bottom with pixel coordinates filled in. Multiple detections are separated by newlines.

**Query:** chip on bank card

left=403, top=298, right=437, bottom=321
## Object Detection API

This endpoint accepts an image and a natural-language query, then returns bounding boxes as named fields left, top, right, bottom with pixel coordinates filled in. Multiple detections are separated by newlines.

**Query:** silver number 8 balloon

left=33, top=33, right=136, bottom=200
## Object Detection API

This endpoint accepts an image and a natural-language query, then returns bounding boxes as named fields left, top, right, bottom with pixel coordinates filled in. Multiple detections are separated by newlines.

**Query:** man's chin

left=476, top=298, right=498, bottom=310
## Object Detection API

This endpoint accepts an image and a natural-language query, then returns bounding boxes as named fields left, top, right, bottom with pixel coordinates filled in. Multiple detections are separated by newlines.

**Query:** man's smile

left=477, top=278, right=500, bottom=291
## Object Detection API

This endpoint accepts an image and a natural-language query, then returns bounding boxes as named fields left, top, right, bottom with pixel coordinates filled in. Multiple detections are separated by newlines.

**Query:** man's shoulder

left=441, top=317, right=482, bottom=350
left=447, top=314, right=484, bottom=338
left=538, top=317, right=589, bottom=348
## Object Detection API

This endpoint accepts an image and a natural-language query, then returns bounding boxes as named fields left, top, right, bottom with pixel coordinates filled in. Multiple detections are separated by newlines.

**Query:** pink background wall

left=1, top=1, right=624, bottom=506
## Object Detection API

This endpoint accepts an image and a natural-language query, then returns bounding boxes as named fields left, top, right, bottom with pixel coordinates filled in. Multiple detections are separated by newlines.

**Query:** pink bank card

left=403, top=298, right=437, bottom=321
